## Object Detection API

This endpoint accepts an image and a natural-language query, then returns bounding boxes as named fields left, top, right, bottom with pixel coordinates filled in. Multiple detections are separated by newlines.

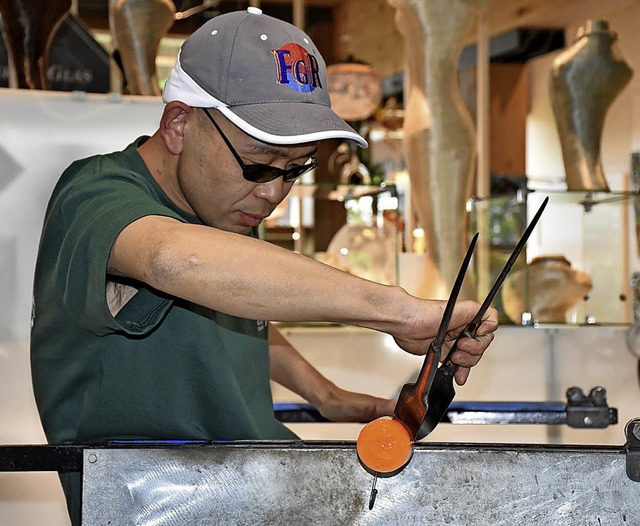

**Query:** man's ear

left=159, top=101, right=194, bottom=155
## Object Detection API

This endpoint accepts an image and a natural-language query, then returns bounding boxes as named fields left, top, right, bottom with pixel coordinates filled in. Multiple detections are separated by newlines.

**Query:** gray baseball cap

left=163, top=7, right=367, bottom=147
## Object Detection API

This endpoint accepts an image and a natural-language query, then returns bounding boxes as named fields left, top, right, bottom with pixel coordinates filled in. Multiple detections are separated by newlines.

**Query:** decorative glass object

left=326, top=62, right=383, bottom=122
left=323, top=195, right=398, bottom=286
left=549, top=19, right=633, bottom=192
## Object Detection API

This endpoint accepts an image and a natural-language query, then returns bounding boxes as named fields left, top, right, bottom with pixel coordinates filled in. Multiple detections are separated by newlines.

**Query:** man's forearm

left=111, top=216, right=426, bottom=335
left=268, top=325, right=336, bottom=407
left=268, top=325, right=396, bottom=422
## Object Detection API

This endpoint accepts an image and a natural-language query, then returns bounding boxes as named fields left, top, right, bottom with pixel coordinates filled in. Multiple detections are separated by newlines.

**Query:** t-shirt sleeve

left=50, top=168, right=185, bottom=336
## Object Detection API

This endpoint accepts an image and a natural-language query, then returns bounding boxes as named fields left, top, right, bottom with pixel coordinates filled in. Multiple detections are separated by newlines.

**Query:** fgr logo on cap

left=272, top=43, right=323, bottom=93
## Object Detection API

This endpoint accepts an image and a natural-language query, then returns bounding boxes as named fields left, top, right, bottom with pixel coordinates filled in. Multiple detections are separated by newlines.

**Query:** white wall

left=0, top=89, right=163, bottom=342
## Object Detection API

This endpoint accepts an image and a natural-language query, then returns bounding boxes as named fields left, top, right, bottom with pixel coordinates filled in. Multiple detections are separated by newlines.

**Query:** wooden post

left=476, top=7, right=491, bottom=300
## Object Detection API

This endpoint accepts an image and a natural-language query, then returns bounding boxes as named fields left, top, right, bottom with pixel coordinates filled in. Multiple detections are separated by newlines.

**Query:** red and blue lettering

left=272, top=43, right=322, bottom=93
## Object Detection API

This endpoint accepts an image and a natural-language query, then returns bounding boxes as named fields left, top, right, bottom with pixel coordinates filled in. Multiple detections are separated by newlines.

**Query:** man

left=30, top=7, right=498, bottom=524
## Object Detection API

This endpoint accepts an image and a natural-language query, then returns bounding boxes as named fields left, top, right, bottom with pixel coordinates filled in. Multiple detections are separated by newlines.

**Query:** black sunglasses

left=202, top=109, right=317, bottom=183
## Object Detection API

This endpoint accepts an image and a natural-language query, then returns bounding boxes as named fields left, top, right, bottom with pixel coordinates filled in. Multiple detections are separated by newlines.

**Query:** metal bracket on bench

left=565, top=386, right=616, bottom=429
left=625, top=418, right=640, bottom=482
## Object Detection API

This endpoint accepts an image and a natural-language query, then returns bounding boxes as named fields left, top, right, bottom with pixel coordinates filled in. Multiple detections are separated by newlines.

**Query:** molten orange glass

left=356, top=416, right=414, bottom=473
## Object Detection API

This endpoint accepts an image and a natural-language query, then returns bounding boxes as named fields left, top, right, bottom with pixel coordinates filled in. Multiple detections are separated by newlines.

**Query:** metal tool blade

left=393, top=232, right=478, bottom=439
left=417, top=196, right=549, bottom=439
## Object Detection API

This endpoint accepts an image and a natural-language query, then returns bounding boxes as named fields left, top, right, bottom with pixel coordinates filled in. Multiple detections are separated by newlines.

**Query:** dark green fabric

left=31, top=137, right=297, bottom=523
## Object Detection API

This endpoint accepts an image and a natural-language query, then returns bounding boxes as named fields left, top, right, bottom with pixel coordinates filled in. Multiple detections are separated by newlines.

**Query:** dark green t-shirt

left=30, top=137, right=296, bottom=445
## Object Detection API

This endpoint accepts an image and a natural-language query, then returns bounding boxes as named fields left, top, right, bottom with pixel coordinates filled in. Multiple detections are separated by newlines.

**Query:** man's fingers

left=454, top=366, right=470, bottom=386
left=455, top=331, right=494, bottom=356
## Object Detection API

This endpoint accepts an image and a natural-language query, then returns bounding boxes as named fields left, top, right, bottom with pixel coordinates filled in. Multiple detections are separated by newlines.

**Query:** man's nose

left=253, top=177, right=291, bottom=205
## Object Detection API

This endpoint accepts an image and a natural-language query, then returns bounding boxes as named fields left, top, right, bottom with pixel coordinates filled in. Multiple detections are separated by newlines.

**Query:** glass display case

left=469, top=189, right=636, bottom=326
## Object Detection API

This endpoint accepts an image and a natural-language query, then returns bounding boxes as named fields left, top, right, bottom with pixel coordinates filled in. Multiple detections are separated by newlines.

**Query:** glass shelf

left=522, top=189, right=638, bottom=212
left=286, top=182, right=397, bottom=201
